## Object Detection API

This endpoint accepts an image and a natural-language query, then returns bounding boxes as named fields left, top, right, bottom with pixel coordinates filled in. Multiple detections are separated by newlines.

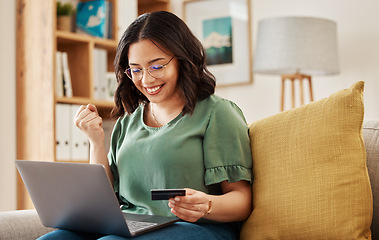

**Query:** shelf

left=139, top=0, right=170, bottom=4
left=56, top=96, right=114, bottom=109
left=56, top=30, right=118, bottom=50
left=56, top=30, right=91, bottom=43
left=138, top=0, right=170, bottom=14
left=56, top=160, right=89, bottom=164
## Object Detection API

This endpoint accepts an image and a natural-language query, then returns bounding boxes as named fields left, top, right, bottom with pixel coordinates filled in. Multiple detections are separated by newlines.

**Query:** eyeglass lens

left=126, top=64, right=165, bottom=80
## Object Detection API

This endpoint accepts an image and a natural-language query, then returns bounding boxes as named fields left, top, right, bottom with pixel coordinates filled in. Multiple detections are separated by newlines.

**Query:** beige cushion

left=240, top=81, right=372, bottom=240
left=0, top=210, right=54, bottom=240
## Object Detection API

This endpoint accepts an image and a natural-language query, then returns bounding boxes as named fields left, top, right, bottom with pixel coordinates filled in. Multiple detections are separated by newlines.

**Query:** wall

left=172, top=0, right=379, bottom=123
left=0, top=0, right=17, bottom=210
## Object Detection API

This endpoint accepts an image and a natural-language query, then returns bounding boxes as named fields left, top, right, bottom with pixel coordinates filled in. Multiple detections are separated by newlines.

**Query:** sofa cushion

left=0, top=209, right=54, bottom=240
left=363, top=120, right=379, bottom=239
left=240, top=81, right=372, bottom=240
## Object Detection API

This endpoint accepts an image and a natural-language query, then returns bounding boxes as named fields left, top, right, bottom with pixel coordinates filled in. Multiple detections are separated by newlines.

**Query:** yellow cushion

left=240, top=81, right=372, bottom=240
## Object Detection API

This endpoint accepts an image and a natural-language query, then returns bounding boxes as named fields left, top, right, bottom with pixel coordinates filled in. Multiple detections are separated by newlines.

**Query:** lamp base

left=281, top=73, right=314, bottom=111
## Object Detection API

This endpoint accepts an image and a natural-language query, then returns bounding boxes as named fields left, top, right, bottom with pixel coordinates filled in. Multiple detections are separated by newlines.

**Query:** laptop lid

left=15, top=160, right=178, bottom=237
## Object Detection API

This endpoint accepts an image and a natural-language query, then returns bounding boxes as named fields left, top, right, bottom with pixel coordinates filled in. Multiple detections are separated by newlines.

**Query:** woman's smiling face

left=127, top=39, right=181, bottom=105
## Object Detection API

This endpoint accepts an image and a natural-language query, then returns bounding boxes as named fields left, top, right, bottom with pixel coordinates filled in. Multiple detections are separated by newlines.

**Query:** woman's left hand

left=168, top=188, right=211, bottom=222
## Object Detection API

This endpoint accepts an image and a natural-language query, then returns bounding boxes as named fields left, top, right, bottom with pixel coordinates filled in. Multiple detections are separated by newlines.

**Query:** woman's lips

left=145, top=84, right=163, bottom=95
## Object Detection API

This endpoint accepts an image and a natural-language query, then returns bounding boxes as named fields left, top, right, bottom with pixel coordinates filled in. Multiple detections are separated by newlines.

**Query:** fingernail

left=169, top=199, right=175, bottom=204
left=174, top=197, right=180, bottom=201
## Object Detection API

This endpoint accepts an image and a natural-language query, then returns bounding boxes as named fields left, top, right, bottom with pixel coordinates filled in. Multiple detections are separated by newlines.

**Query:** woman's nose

left=141, top=70, right=155, bottom=84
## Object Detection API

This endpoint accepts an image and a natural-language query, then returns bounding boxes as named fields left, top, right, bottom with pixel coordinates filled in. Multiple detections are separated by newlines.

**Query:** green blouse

left=108, top=95, right=252, bottom=217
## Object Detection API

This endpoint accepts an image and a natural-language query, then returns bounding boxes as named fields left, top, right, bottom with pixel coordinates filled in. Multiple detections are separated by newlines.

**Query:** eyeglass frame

left=124, top=55, right=176, bottom=81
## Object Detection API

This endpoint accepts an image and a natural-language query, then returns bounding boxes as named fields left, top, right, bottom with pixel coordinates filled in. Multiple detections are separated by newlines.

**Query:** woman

left=39, top=11, right=252, bottom=240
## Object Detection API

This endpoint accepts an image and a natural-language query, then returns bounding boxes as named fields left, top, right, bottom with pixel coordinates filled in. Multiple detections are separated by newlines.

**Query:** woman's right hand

left=73, top=104, right=104, bottom=146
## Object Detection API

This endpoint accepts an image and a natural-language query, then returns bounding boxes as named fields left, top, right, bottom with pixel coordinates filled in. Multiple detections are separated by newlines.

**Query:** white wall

left=0, top=0, right=17, bottom=211
left=172, top=0, right=379, bottom=123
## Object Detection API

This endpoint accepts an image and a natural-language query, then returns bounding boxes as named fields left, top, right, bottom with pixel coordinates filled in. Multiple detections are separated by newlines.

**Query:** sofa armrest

left=363, top=120, right=379, bottom=239
left=0, top=209, right=54, bottom=240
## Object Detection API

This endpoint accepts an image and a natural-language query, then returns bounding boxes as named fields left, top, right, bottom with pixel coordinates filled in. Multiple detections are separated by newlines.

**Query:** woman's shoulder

left=190, top=95, right=246, bottom=127
left=114, top=104, right=144, bottom=128
left=198, top=94, right=226, bottom=107
left=198, top=95, right=243, bottom=115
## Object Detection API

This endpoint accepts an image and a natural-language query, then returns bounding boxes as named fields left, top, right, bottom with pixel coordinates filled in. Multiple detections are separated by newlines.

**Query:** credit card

left=151, top=189, right=186, bottom=200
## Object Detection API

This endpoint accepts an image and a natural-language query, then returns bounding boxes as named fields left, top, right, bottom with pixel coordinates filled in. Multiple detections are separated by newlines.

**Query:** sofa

left=0, top=81, right=378, bottom=239
left=0, top=119, right=377, bottom=240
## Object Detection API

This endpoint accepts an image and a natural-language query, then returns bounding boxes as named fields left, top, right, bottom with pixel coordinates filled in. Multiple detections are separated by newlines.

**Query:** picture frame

left=183, top=0, right=253, bottom=87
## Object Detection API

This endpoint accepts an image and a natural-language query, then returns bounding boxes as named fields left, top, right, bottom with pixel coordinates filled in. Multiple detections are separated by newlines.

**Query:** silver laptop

left=16, top=160, right=179, bottom=237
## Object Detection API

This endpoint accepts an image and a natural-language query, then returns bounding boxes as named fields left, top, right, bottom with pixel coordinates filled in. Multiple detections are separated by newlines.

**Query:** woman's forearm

left=169, top=180, right=252, bottom=222
left=204, top=181, right=252, bottom=222
left=90, top=141, right=114, bottom=185
left=74, top=104, right=114, bottom=185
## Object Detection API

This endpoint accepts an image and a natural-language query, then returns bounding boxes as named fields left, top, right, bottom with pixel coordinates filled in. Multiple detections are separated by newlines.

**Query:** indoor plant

left=57, top=1, right=73, bottom=31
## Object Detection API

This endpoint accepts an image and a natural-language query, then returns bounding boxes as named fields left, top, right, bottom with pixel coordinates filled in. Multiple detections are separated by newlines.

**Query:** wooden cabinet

left=16, top=0, right=171, bottom=210
left=55, top=31, right=117, bottom=109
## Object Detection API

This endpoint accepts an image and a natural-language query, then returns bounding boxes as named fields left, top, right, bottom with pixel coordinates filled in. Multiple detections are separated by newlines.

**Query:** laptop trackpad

left=123, top=213, right=179, bottom=235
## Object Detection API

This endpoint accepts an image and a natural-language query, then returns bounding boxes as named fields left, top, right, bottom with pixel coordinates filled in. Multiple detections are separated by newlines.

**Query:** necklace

left=150, top=104, right=163, bottom=127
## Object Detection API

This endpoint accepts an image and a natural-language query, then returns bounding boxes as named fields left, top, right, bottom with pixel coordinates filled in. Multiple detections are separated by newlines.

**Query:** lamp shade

left=253, top=16, right=339, bottom=75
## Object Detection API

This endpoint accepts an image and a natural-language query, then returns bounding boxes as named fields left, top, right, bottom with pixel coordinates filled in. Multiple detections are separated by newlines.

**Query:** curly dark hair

left=111, top=11, right=216, bottom=118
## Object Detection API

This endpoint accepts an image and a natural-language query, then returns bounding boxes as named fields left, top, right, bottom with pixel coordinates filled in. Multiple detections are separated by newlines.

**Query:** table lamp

left=253, top=16, right=340, bottom=111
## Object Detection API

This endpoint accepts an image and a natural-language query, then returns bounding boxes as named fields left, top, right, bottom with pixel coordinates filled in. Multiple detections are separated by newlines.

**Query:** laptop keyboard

left=126, top=220, right=158, bottom=233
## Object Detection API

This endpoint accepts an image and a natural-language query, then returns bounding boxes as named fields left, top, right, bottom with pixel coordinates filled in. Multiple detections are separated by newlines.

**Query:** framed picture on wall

left=183, top=0, right=253, bottom=87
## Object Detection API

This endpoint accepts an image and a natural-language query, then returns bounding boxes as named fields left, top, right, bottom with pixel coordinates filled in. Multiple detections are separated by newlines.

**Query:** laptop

left=15, top=160, right=179, bottom=237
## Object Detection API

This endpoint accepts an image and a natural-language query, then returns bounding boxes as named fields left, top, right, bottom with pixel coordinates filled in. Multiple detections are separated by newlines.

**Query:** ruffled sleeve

left=203, top=99, right=252, bottom=186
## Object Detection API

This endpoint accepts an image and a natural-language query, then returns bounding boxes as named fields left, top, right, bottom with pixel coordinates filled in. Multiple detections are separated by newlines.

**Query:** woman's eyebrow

left=129, top=57, right=166, bottom=66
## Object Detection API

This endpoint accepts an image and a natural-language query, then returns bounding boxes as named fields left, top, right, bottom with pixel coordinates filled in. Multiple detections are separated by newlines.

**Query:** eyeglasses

left=124, top=56, right=175, bottom=81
